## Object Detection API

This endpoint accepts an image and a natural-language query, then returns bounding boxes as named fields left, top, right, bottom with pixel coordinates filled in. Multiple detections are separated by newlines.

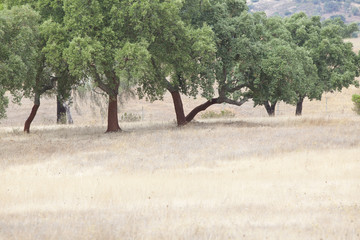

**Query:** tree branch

left=227, top=83, right=247, bottom=93
left=222, top=97, right=248, bottom=106
left=164, top=78, right=176, bottom=92
left=90, top=65, right=111, bottom=94
left=185, top=98, right=221, bottom=122
left=38, top=76, right=57, bottom=95
left=150, top=57, right=175, bottom=92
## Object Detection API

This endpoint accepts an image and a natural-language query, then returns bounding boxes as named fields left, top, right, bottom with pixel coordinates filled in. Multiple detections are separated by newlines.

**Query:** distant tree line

left=0, top=0, right=359, bottom=133
left=251, top=0, right=360, bottom=21
left=297, top=0, right=360, bottom=16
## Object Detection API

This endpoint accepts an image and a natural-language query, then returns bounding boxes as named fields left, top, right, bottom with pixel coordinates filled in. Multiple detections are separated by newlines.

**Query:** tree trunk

left=185, top=98, right=220, bottom=122
left=106, top=95, right=121, bottom=133
left=64, top=103, right=74, bottom=124
left=170, top=91, right=187, bottom=126
left=57, top=95, right=67, bottom=124
left=295, top=97, right=304, bottom=116
left=264, top=101, right=276, bottom=117
left=24, top=94, right=40, bottom=133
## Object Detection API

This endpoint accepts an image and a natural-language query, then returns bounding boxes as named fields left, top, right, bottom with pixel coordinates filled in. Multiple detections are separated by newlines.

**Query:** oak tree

left=0, top=5, right=40, bottom=120
left=285, top=12, right=359, bottom=115
left=179, top=0, right=252, bottom=122
left=3, top=0, right=76, bottom=132
left=62, top=0, right=215, bottom=130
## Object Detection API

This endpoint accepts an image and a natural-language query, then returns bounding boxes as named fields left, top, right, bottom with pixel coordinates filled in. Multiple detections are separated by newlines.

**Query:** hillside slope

left=248, top=0, right=360, bottom=23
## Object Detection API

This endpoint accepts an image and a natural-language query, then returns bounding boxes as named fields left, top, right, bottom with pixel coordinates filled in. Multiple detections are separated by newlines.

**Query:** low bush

left=352, top=94, right=360, bottom=115
left=200, top=109, right=235, bottom=119
left=120, top=112, right=142, bottom=122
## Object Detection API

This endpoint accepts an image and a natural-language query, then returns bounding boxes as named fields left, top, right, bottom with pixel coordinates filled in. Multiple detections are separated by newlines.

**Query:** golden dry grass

left=1, top=115, right=360, bottom=239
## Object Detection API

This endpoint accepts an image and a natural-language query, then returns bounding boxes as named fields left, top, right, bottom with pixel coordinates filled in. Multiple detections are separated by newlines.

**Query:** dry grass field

left=0, top=117, right=360, bottom=239
left=1, top=68, right=360, bottom=239
left=1, top=94, right=360, bottom=239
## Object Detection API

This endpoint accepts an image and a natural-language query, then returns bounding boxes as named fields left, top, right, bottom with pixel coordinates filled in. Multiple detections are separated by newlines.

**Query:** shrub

left=352, top=94, right=360, bottom=115
left=120, top=112, right=142, bottom=122
left=324, top=2, right=341, bottom=13
left=200, top=109, right=235, bottom=119
left=352, top=6, right=360, bottom=16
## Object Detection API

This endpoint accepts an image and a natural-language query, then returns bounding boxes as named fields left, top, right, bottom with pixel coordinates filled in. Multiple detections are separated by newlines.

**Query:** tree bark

left=23, top=75, right=56, bottom=133
left=185, top=98, right=220, bottom=122
left=64, top=103, right=73, bottom=124
left=170, top=91, right=187, bottom=126
left=57, top=95, right=67, bottom=124
left=24, top=94, right=40, bottom=133
left=264, top=101, right=276, bottom=117
left=106, top=95, right=121, bottom=133
left=295, top=97, right=304, bottom=116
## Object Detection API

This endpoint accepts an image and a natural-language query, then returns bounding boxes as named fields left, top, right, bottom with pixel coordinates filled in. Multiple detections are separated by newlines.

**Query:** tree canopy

left=0, top=5, right=40, bottom=119
left=180, top=1, right=318, bottom=117
left=0, top=0, right=359, bottom=129
left=60, top=0, right=215, bottom=129
left=2, top=0, right=77, bottom=132
left=180, top=1, right=359, bottom=117
left=285, top=12, right=359, bottom=115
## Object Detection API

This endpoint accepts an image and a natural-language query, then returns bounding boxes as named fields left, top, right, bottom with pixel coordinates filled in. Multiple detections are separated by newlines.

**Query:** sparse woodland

left=249, top=0, right=360, bottom=22
left=1, top=1, right=360, bottom=240
left=0, top=0, right=359, bottom=132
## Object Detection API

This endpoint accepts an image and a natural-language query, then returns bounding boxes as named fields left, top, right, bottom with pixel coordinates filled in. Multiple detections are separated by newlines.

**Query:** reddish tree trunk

left=24, top=105, right=40, bottom=133
left=24, top=96, right=40, bottom=133
left=106, top=95, right=121, bottom=133
left=185, top=98, right=220, bottom=122
left=170, top=91, right=187, bottom=126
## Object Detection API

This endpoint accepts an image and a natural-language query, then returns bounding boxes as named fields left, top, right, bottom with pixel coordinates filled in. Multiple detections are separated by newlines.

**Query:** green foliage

left=181, top=0, right=321, bottom=114
left=0, top=5, right=40, bottom=118
left=322, top=17, right=359, bottom=38
left=0, top=87, right=8, bottom=119
left=181, top=0, right=252, bottom=103
left=60, top=0, right=142, bottom=100
left=116, top=0, right=216, bottom=102
left=4, top=0, right=64, bottom=22
left=60, top=0, right=215, bottom=105
left=120, top=112, right=142, bottom=122
left=285, top=12, right=359, bottom=104
left=2, top=0, right=214, bottom=126
left=114, top=41, right=150, bottom=82
left=251, top=38, right=319, bottom=107
left=3, top=0, right=36, bottom=9
left=182, top=2, right=359, bottom=116
left=2, top=0, right=358, bottom=121
left=3, top=0, right=76, bottom=110
left=200, top=109, right=235, bottom=119
left=352, top=94, right=360, bottom=114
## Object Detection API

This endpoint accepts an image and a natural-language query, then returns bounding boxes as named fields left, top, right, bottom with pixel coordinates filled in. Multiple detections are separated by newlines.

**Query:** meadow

left=1, top=82, right=360, bottom=239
